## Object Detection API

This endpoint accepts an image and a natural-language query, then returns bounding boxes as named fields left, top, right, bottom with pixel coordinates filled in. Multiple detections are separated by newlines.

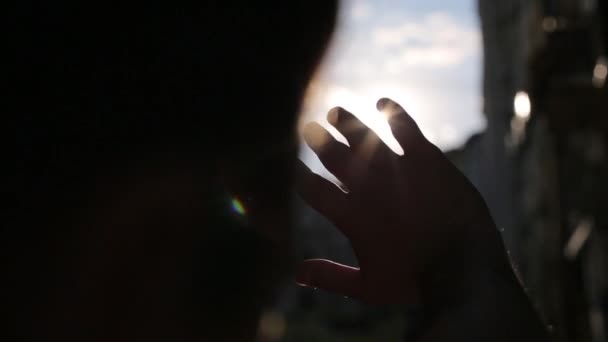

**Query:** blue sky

left=300, top=0, right=484, bottom=173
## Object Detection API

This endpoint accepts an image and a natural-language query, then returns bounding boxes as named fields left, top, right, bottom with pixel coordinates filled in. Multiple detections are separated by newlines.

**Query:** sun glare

left=298, top=82, right=431, bottom=181
left=314, top=84, right=422, bottom=156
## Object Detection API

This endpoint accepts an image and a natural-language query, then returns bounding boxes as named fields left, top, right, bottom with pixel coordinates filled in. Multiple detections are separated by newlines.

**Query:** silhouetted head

left=6, top=1, right=338, bottom=340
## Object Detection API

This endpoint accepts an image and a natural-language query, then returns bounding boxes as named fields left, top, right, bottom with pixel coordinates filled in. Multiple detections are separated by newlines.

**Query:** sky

left=299, top=0, right=484, bottom=174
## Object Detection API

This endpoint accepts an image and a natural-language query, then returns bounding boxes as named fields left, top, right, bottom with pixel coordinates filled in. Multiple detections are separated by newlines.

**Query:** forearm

left=414, top=268, right=550, bottom=342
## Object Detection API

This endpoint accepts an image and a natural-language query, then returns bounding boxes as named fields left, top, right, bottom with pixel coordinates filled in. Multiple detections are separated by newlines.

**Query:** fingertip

left=376, top=97, right=392, bottom=111
left=377, top=97, right=404, bottom=116
left=303, top=122, right=329, bottom=149
left=376, top=98, right=425, bottom=147
left=303, top=121, right=324, bottom=132
left=327, top=107, right=341, bottom=125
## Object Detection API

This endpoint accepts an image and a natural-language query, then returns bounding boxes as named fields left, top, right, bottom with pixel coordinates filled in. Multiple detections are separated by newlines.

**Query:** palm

left=296, top=98, right=502, bottom=305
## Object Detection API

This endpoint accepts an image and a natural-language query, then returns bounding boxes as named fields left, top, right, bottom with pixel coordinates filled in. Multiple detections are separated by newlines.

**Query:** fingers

left=327, top=106, right=393, bottom=162
left=303, top=122, right=359, bottom=186
left=376, top=97, right=426, bottom=148
left=327, top=107, right=381, bottom=151
left=296, top=259, right=362, bottom=299
left=295, top=160, right=346, bottom=219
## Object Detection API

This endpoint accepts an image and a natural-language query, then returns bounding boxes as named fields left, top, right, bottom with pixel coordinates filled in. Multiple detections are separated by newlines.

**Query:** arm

left=296, top=98, right=550, bottom=341
left=414, top=263, right=550, bottom=342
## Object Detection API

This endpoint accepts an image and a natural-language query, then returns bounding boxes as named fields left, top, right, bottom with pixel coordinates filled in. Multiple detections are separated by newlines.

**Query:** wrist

left=407, top=266, right=550, bottom=342
left=419, top=223, right=517, bottom=314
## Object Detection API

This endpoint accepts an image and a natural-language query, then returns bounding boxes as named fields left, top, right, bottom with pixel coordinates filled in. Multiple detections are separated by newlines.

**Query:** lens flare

left=230, top=197, right=247, bottom=216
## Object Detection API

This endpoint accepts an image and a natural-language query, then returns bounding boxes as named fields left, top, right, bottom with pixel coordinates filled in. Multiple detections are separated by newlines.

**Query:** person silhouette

left=5, top=1, right=548, bottom=341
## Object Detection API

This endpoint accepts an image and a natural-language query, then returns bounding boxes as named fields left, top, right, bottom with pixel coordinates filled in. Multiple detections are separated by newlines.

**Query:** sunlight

left=298, top=83, right=412, bottom=184
left=297, top=82, right=434, bottom=180
left=297, top=0, right=484, bottom=182
left=320, top=84, right=425, bottom=156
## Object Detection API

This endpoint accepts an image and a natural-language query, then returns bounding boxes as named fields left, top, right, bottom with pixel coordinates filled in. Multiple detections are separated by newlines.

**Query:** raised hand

left=296, top=98, right=511, bottom=306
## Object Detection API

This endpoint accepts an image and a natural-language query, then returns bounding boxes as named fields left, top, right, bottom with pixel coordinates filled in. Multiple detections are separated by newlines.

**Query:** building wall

left=466, top=1, right=608, bottom=341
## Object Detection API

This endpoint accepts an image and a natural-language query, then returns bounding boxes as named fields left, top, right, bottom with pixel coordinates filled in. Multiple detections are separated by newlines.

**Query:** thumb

left=296, top=259, right=362, bottom=299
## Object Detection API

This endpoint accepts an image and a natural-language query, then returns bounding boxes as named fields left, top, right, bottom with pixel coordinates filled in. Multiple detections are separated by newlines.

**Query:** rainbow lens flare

left=230, top=197, right=247, bottom=216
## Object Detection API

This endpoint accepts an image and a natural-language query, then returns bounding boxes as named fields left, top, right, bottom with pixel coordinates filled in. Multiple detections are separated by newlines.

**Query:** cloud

left=373, top=12, right=480, bottom=70
left=350, top=1, right=373, bottom=21
left=301, top=6, right=485, bottom=153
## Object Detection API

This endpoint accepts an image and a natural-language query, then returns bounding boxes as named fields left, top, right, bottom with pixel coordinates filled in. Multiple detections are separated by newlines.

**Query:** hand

left=296, top=98, right=511, bottom=306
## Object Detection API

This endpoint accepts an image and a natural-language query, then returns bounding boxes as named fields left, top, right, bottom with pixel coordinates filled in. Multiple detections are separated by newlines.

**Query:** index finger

left=377, top=98, right=426, bottom=149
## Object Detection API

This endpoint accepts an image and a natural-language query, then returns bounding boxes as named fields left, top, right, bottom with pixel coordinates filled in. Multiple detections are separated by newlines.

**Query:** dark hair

left=8, top=1, right=338, bottom=188
left=5, top=1, right=338, bottom=340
